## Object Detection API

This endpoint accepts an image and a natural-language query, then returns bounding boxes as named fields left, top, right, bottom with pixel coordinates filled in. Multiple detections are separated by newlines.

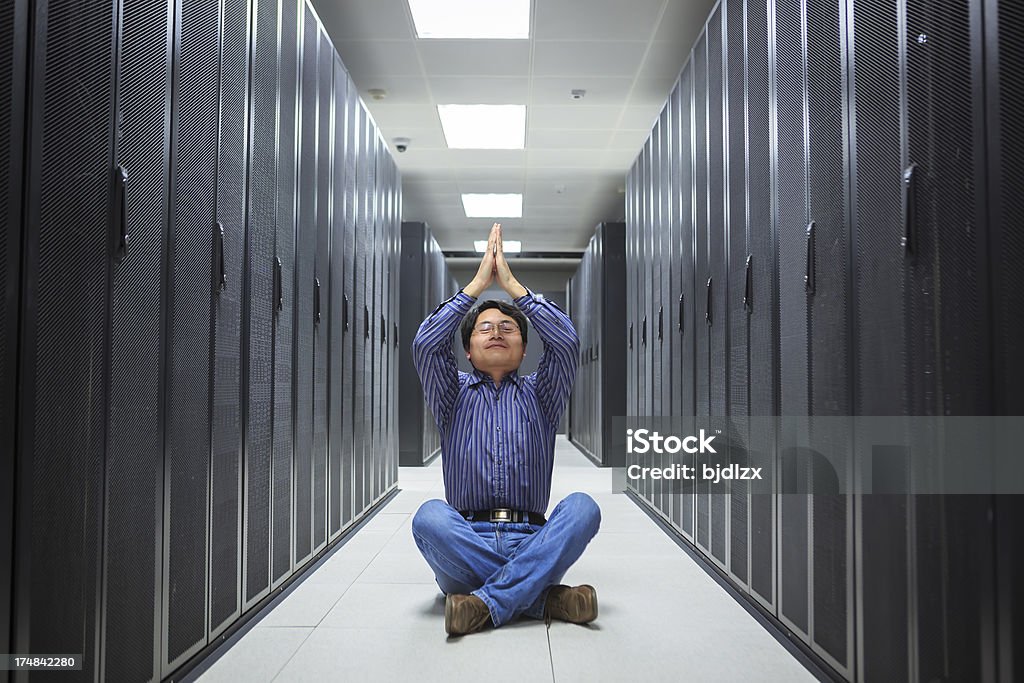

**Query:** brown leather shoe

left=544, top=585, right=598, bottom=624
left=444, top=594, right=492, bottom=635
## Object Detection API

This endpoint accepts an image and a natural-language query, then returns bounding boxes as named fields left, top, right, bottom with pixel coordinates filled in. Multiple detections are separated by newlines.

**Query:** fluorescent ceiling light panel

left=408, top=0, right=530, bottom=39
left=438, top=105, right=526, bottom=149
left=462, top=193, right=523, bottom=218
left=474, top=240, right=522, bottom=253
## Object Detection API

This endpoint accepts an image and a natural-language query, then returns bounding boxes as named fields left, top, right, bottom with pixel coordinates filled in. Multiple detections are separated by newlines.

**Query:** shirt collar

left=470, top=367, right=521, bottom=389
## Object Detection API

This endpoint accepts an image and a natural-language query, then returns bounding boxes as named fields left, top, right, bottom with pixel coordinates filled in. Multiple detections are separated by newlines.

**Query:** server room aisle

left=195, top=437, right=812, bottom=682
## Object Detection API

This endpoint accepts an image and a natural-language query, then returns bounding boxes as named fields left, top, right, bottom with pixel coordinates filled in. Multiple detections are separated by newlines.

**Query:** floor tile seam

left=268, top=627, right=317, bottom=683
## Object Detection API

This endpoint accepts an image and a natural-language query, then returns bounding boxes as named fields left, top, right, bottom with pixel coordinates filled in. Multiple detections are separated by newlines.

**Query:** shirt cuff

left=513, top=288, right=536, bottom=308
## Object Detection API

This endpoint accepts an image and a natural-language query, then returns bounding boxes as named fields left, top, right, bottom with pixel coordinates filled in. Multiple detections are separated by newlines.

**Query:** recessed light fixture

left=438, top=105, right=526, bottom=149
left=408, top=0, right=530, bottom=39
left=475, top=240, right=522, bottom=253
left=462, top=193, right=523, bottom=218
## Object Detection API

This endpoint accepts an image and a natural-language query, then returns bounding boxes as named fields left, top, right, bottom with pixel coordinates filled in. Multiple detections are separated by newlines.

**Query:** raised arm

left=411, top=224, right=500, bottom=429
left=411, top=291, right=475, bottom=430
left=494, top=226, right=580, bottom=426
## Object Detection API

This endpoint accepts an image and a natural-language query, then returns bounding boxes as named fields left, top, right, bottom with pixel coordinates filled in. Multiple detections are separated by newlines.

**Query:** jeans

left=411, top=492, right=602, bottom=627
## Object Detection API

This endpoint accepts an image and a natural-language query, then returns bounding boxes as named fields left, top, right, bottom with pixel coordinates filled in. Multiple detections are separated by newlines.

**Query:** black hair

left=460, top=300, right=528, bottom=351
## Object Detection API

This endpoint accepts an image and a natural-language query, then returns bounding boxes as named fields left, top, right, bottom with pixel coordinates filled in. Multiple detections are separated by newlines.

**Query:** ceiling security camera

left=394, top=137, right=410, bottom=153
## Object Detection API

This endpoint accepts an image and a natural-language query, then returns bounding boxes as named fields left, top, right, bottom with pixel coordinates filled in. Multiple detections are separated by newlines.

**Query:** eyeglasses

left=474, top=321, right=520, bottom=335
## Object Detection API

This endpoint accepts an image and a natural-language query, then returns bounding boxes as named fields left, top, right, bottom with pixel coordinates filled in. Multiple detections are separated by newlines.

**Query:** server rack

left=566, top=223, right=626, bottom=468
left=398, top=221, right=459, bottom=467
left=5, top=0, right=400, bottom=677
left=625, top=0, right=1022, bottom=680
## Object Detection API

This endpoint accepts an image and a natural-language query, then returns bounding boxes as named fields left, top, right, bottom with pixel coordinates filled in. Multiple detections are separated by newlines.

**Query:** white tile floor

left=197, top=437, right=815, bottom=682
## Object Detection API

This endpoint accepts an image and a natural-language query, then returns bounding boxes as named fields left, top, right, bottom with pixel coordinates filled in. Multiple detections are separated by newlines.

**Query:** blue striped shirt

left=411, top=289, right=580, bottom=515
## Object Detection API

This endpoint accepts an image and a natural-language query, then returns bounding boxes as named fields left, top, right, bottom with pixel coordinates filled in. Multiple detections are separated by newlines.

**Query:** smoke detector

left=569, top=89, right=586, bottom=100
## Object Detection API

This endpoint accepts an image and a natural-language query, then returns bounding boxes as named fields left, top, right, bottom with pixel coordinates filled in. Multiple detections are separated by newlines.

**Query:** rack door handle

left=629, top=323, right=633, bottom=350
left=113, top=165, right=128, bottom=262
left=215, top=222, right=226, bottom=291
left=364, top=305, right=370, bottom=339
left=381, top=315, right=386, bottom=345
left=393, top=322, right=398, bottom=349
left=902, top=163, right=917, bottom=255
left=273, top=257, right=282, bottom=312
left=314, top=277, right=321, bottom=325
left=804, top=222, right=815, bottom=294
left=705, top=277, right=712, bottom=325
left=343, top=294, right=349, bottom=332
left=642, top=316, right=647, bottom=347
left=744, top=255, right=753, bottom=312
left=678, top=293, right=685, bottom=334
left=658, top=306, right=664, bottom=342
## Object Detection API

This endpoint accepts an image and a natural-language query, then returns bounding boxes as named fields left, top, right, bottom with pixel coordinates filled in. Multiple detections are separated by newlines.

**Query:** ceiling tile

left=335, top=40, right=421, bottom=77
left=618, top=105, right=661, bottom=131
left=446, top=149, right=528, bottom=167
left=378, top=125, right=447, bottom=152
left=312, top=0, right=414, bottom=42
left=416, top=41, right=531, bottom=76
left=349, top=76, right=432, bottom=105
left=608, top=128, right=650, bottom=150
left=529, top=77, right=634, bottom=106
left=528, top=105, right=623, bottom=130
left=628, top=76, right=679, bottom=106
left=532, top=41, right=647, bottom=78
left=654, top=0, right=718, bottom=44
left=362, top=104, right=439, bottom=130
left=526, top=128, right=613, bottom=149
left=533, top=0, right=667, bottom=41
left=637, top=40, right=691, bottom=80
left=429, top=76, right=530, bottom=104
left=527, top=149, right=609, bottom=168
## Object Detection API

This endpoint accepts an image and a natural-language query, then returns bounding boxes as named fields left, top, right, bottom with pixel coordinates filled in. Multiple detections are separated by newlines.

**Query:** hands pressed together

left=463, top=223, right=528, bottom=299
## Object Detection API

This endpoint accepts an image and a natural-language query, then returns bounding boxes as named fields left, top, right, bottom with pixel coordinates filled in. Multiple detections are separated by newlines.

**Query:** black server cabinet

left=352, top=100, right=368, bottom=517
left=989, top=2, right=1024, bottom=676
left=0, top=2, right=26, bottom=677
left=163, top=0, right=221, bottom=669
left=658, top=106, right=672, bottom=517
left=209, top=0, right=249, bottom=639
left=102, top=0, right=173, bottom=678
left=566, top=223, right=626, bottom=468
left=328, top=58, right=349, bottom=540
left=744, top=0, right=776, bottom=612
left=341, top=75, right=358, bottom=525
left=243, top=0, right=280, bottom=611
left=15, top=0, right=117, bottom=679
left=292, top=1, right=317, bottom=569
left=907, top=1, right=994, bottom=676
left=398, top=223, right=427, bottom=467
left=805, top=0, right=852, bottom=673
left=849, top=1, right=912, bottom=680
left=773, top=0, right=811, bottom=644
left=706, top=4, right=728, bottom=570
left=650, top=114, right=663, bottom=511
left=724, top=0, right=749, bottom=591
left=272, top=0, right=300, bottom=589
left=674, top=63, right=697, bottom=541
left=692, top=29, right=710, bottom=556
left=311, top=24, right=333, bottom=556
left=371, top=132, right=383, bottom=504
left=398, top=221, right=455, bottom=467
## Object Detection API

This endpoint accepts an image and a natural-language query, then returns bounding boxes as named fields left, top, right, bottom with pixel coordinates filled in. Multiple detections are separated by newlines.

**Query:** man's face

left=467, top=308, right=525, bottom=376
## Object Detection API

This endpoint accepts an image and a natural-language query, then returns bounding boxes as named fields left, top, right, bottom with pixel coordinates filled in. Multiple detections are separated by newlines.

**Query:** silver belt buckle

left=490, top=508, right=512, bottom=522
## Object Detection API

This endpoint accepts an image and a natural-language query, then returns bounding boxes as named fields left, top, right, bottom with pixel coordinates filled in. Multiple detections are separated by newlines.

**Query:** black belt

left=463, top=508, right=546, bottom=525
